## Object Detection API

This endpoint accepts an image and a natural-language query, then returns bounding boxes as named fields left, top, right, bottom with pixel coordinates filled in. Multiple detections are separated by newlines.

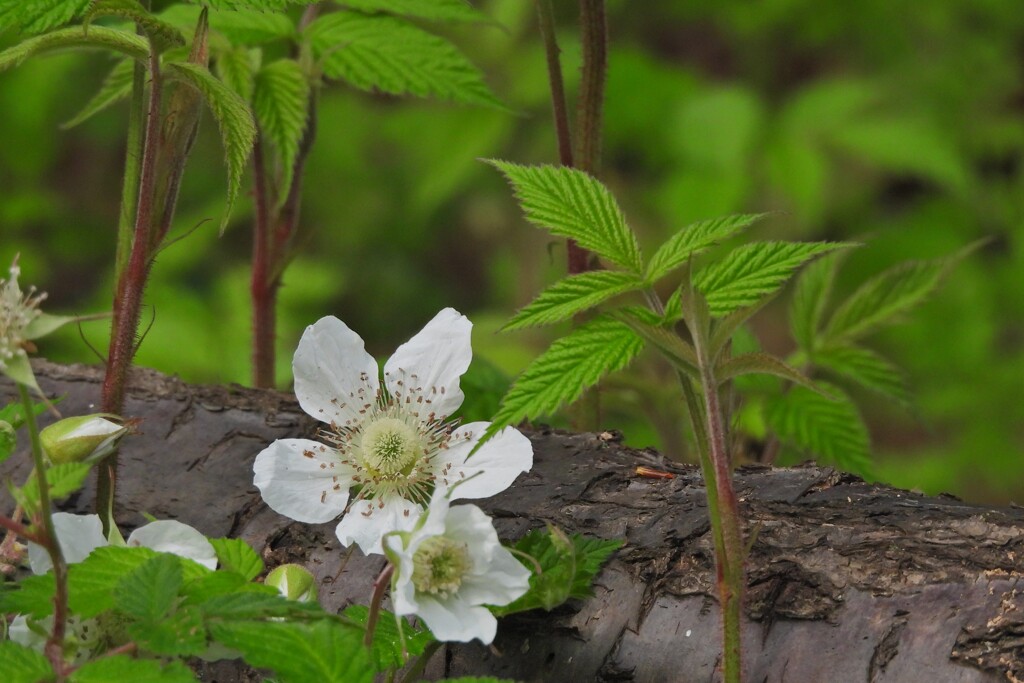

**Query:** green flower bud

left=265, top=564, right=318, bottom=602
left=41, top=415, right=128, bottom=465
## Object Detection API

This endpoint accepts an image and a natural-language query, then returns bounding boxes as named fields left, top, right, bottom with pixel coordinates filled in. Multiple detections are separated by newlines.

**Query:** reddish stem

left=364, top=563, right=395, bottom=648
left=251, top=139, right=276, bottom=389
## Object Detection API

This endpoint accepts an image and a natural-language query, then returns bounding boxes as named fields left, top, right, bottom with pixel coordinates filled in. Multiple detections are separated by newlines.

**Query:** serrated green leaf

left=613, top=308, right=699, bottom=381
left=115, top=552, right=182, bottom=619
left=165, top=61, right=257, bottom=233
left=0, top=0, right=91, bottom=34
left=84, top=0, right=186, bottom=52
left=766, top=383, right=873, bottom=478
left=183, top=0, right=313, bottom=10
left=490, top=161, right=643, bottom=273
left=662, top=286, right=683, bottom=323
left=823, top=258, right=950, bottom=344
left=128, top=605, right=208, bottom=656
left=479, top=316, right=644, bottom=447
left=62, top=58, right=134, bottom=129
left=215, top=46, right=260, bottom=101
left=0, top=640, right=54, bottom=683
left=790, top=251, right=844, bottom=352
left=210, top=620, right=373, bottom=683
left=716, top=352, right=823, bottom=395
left=19, top=462, right=92, bottom=512
left=708, top=294, right=777, bottom=362
left=209, top=537, right=264, bottom=580
left=696, top=241, right=852, bottom=317
left=0, top=574, right=56, bottom=617
left=198, top=591, right=325, bottom=619
left=0, top=420, right=15, bottom=463
left=337, top=0, right=489, bottom=23
left=0, top=398, right=47, bottom=429
left=504, top=271, right=644, bottom=331
left=0, top=25, right=150, bottom=73
left=645, top=213, right=765, bottom=283
left=181, top=569, right=274, bottom=604
left=209, top=8, right=295, bottom=44
left=343, top=605, right=434, bottom=671
left=813, top=344, right=911, bottom=405
left=70, top=655, right=195, bottom=683
left=254, top=58, right=310, bottom=202
left=306, top=11, right=501, bottom=108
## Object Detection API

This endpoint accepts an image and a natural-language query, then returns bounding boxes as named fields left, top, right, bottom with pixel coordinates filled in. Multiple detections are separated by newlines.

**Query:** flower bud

left=41, top=415, right=128, bottom=465
left=265, top=564, right=318, bottom=602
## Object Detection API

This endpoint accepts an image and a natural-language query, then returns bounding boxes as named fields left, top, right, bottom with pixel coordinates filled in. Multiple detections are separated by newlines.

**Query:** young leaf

left=489, top=161, right=644, bottom=273
left=766, top=383, right=873, bottom=478
left=62, top=58, right=134, bottom=129
left=662, top=286, right=683, bottom=323
left=0, top=0, right=91, bottom=35
left=0, top=641, right=54, bottom=683
left=645, top=213, right=766, bottom=283
left=253, top=58, right=310, bottom=202
left=18, top=462, right=92, bottom=513
left=209, top=537, right=264, bottom=580
left=479, top=316, right=644, bottom=447
left=613, top=308, right=699, bottom=381
left=306, top=12, right=501, bottom=108
left=336, top=0, right=490, bottom=24
left=343, top=605, right=434, bottom=671
left=813, top=344, right=911, bottom=405
left=0, top=25, right=150, bottom=74
left=215, top=46, right=260, bottom=101
left=0, top=573, right=56, bottom=618
left=789, top=250, right=844, bottom=352
left=696, top=241, right=851, bottom=317
left=707, top=293, right=777, bottom=362
left=504, top=270, right=644, bottom=331
left=165, top=61, right=257, bottom=233
left=716, top=352, right=823, bottom=394
left=69, top=655, right=196, bottom=683
left=83, top=0, right=186, bottom=52
left=210, top=620, right=374, bottom=683
left=115, top=552, right=182, bottom=620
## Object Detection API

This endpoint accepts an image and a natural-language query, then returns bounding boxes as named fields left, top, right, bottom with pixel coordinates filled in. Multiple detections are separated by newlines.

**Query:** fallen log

left=2, top=361, right=1022, bottom=682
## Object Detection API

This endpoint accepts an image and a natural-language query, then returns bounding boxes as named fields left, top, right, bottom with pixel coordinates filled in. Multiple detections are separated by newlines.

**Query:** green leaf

left=165, top=61, right=257, bottom=233
left=215, top=46, right=260, bottom=101
left=716, top=352, right=823, bottom=395
left=209, top=537, right=264, bottom=580
left=489, top=161, right=644, bottom=273
left=198, top=591, right=325, bottom=620
left=181, top=568, right=266, bottom=603
left=209, top=9, right=295, bottom=44
left=19, top=462, right=92, bottom=513
left=813, top=344, right=910, bottom=405
left=22, top=312, right=78, bottom=339
left=613, top=308, right=699, bottom=381
left=766, top=383, right=873, bottom=478
left=0, top=574, right=56, bottom=618
left=0, top=640, right=54, bottom=683
left=183, top=0, right=314, bottom=10
left=306, top=12, right=501, bottom=108
left=707, top=294, right=777, bottom=362
left=0, top=25, right=150, bottom=73
left=253, top=58, right=310, bottom=202
left=115, top=552, right=182, bottom=619
left=645, top=213, right=766, bottom=283
left=70, top=656, right=195, bottom=683
left=343, top=605, right=434, bottom=671
left=62, top=58, right=134, bottom=129
left=0, top=398, right=47, bottom=429
left=336, top=0, right=489, bottom=23
left=0, top=0, right=91, bottom=34
left=210, top=620, right=373, bottom=683
left=504, top=271, right=644, bottom=331
left=128, top=605, right=208, bottom=656
left=696, top=241, right=852, bottom=317
left=479, top=316, right=644, bottom=448
left=823, top=257, right=951, bottom=344
left=789, top=251, right=844, bottom=352
left=83, top=0, right=186, bottom=52
left=0, top=420, right=15, bottom=463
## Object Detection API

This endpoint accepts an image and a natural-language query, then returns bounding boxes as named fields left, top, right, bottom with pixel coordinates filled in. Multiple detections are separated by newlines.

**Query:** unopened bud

left=265, top=564, right=318, bottom=602
left=41, top=415, right=128, bottom=465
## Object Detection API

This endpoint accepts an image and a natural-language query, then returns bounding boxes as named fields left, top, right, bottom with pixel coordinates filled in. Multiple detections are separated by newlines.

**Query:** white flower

left=384, top=493, right=530, bottom=644
left=253, top=308, right=533, bottom=555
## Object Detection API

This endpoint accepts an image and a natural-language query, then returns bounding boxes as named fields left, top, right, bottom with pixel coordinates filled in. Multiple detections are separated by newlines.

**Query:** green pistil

left=359, top=416, right=421, bottom=477
left=412, top=536, right=471, bottom=598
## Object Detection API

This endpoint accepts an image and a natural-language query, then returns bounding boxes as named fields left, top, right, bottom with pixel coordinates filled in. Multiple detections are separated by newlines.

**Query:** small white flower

left=253, top=308, right=533, bottom=554
left=384, top=493, right=530, bottom=644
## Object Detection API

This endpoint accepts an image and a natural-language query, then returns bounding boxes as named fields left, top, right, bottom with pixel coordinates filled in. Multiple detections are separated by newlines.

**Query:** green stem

left=19, top=384, right=69, bottom=681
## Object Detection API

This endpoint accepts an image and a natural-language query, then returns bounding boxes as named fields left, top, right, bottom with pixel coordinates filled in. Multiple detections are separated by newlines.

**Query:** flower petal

left=127, top=520, right=217, bottom=570
left=335, top=495, right=422, bottom=555
left=28, top=513, right=105, bottom=574
left=384, top=308, right=471, bottom=421
left=254, top=439, right=355, bottom=523
left=414, top=593, right=498, bottom=644
left=459, top=545, right=532, bottom=607
left=8, top=614, right=47, bottom=651
left=440, top=423, right=533, bottom=500
left=293, top=316, right=379, bottom=427
left=442, top=504, right=500, bottom=564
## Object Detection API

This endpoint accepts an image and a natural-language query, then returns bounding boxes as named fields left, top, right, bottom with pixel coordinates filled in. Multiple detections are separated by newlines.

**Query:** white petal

left=459, top=546, right=532, bottom=608
left=8, top=614, right=48, bottom=651
left=335, top=495, right=422, bottom=555
left=127, top=520, right=217, bottom=570
left=414, top=594, right=498, bottom=644
left=293, top=316, right=379, bottom=427
left=383, top=308, right=470, bottom=421
left=28, top=513, right=106, bottom=574
left=440, top=423, right=533, bottom=500
left=253, top=439, right=355, bottom=523
left=443, top=504, right=500, bottom=564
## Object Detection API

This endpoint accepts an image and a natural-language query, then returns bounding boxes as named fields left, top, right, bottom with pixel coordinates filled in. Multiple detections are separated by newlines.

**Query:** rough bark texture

left=2, top=361, right=1023, bottom=682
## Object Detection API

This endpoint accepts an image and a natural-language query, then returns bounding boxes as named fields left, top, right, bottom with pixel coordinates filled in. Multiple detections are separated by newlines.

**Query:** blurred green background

left=1, top=1, right=1021, bottom=503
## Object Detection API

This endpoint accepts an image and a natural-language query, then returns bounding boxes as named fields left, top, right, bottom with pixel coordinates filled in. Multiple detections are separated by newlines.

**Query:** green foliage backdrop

left=1, top=0, right=1021, bottom=502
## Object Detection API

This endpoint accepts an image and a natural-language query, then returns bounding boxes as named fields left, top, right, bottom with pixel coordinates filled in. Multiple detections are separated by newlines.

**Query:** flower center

left=0, top=264, right=44, bottom=371
left=412, top=536, right=472, bottom=598
left=359, top=417, right=422, bottom=477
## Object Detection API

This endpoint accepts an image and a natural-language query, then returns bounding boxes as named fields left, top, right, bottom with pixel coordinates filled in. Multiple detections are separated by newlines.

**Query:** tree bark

left=2, top=361, right=1022, bottom=682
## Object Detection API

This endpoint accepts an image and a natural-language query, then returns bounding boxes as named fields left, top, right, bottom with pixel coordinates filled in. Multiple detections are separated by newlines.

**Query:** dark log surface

left=2, top=361, right=1023, bottom=683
